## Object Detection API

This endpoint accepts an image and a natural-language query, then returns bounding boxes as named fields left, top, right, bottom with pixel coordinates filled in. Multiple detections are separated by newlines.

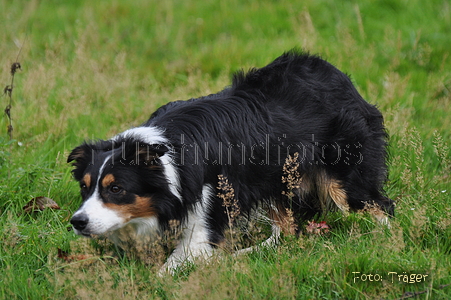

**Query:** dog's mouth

left=78, top=231, right=105, bottom=239
left=72, top=224, right=123, bottom=239
left=73, top=229, right=93, bottom=238
left=80, top=232, right=93, bottom=238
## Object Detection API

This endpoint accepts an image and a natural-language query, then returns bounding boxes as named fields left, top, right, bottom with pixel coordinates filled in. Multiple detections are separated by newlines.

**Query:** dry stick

left=4, top=41, right=24, bottom=140
left=3, top=41, right=24, bottom=180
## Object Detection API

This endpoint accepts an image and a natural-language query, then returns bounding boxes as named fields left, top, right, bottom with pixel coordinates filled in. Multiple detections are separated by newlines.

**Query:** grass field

left=1, top=0, right=450, bottom=299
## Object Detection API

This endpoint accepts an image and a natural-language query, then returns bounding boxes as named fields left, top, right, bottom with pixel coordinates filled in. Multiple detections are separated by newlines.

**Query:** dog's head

left=67, top=137, right=178, bottom=237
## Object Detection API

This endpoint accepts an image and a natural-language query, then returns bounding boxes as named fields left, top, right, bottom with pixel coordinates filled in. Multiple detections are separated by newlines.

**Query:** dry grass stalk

left=217, top=174, right=243, bottom=251
left=433, top=130, right=450, bottom=177
left=283, top=207, right=298, bottom=235
left=281, top=152, right=302, bottom=199
left=280, top=153, right=302, bottom=234
left=4, top=44, right=24, bottom=140
left=217, top=174, right=240, bottom=228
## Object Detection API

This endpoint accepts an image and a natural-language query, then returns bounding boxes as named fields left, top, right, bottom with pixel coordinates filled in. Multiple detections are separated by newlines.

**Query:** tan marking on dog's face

left=104, top=196, right=156, bottom=221
left=102, top=174, right=116, bottom=188
left=82, top=173, right=92, bottom=188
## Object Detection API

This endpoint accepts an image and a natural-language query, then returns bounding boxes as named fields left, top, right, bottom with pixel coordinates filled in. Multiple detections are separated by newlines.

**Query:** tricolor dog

left=68, top=50, right=394, bottom=273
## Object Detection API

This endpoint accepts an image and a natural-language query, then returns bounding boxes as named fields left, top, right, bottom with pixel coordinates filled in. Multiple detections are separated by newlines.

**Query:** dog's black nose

left=70, top=214, right=89, bottom=231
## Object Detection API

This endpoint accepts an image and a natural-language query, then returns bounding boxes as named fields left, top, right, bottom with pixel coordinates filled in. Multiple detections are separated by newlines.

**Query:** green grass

left=1, top=0, right=451, bottom=298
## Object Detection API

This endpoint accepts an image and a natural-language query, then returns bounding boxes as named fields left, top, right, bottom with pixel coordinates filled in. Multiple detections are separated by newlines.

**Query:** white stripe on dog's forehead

left=74, top=154, right=112, bottom=216
left=97, top=154, right=112, bottom=183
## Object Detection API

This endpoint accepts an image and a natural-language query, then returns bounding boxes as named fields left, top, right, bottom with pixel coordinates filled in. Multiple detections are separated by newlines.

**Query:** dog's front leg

left=159, top=202, right=214, bottom=275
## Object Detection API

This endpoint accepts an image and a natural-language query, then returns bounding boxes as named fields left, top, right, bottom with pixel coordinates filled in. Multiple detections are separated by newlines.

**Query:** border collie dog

left=68, top=50, right=394, bottom=272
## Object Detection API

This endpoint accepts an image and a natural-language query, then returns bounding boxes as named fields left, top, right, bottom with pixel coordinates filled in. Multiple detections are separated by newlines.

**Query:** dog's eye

left=80, top=183, right=88, bottom=190
left=110, top=185, right=122, bottom=194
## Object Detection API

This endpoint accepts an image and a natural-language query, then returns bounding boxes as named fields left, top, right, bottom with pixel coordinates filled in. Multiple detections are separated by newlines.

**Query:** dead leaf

left=57, top=248, right=95, bottom=262
left=23, top=196, right=60, bottom=213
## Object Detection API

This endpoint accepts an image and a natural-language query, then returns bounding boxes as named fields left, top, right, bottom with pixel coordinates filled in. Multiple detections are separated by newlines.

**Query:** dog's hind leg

left=361, top=194, right=395, bottom=227
left=324, top=178, right=350, bottom=215
left=234, top=203, right=295, bottom=256
left=315, top=171, right=350, bottom=215
left=329, top=181, right=393, bottom=227
left=234, top=223, right=281, bottom=255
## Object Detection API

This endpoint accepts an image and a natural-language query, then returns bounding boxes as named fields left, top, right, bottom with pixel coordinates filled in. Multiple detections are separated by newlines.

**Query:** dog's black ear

left=135, top=143, right=170, bottom=166
left=119, top=141, right=170, bottom=167
left=68, top=144, right=88, bottom=164
left=147, top=144, right=170, bottom=157
left=68, top=140, right=116, bottom=163
left=67, top=143, right=95, bottom=180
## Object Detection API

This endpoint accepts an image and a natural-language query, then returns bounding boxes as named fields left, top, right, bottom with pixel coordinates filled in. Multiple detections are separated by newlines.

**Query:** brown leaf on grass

left=57, top=248, right=95, bottom=262
left=23, top=196, right=60, bottom=213
left=306, top=220, right=330, bottom=235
